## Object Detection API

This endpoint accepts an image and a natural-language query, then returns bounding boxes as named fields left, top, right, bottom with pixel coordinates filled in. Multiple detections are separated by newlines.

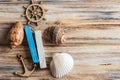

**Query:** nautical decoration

left=24, top=25, right=39, bottom=63
left=34, top=30, right=47, bottom=69
left=15, top=54, right=37, bottom=77
left=22, top=0, right=47, bottom=26
left=13, top=0, right=48, bottom=77
left=50, top=52, right=74, bottom=78
left=43, top=26, right=65, bottom=45
left=7, top=21, right=24, bottom=49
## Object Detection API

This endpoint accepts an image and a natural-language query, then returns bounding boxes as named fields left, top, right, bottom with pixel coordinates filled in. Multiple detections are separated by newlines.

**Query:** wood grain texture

left=0, top=0, right=120, bottom=80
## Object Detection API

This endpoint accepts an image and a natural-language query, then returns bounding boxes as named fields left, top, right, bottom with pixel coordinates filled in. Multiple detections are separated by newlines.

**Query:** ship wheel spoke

left=37, top=13, right=42, bottom=17
left=35, top=15, right=38, bottom=20
left=35, top=15, right=40, bottom=20
left=36, top=6, right=39, bottom=10
left=37, top=15, right=42, bottom=18
left=33, top=16, right=36, bottom=20
left=28, top=12, right=31, bottom=16
left=37, top=8, right=42, bottom=12
left=28, top=8, right=33, bottom=12
left=34, top=5, right=38, bottom=10
left=30, top=14, right=34, bottom=18
left=38, top=9, right=43, bottom=13
left=32, top=6, right=36, bottom=10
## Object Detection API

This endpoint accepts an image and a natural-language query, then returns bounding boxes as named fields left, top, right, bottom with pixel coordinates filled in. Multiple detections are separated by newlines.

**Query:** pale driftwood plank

left=35, top=30, right=47, bottom=69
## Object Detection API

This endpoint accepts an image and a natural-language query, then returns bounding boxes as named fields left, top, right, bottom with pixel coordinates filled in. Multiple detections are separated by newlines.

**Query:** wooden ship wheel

left=22, top=0, right=47, bottom=26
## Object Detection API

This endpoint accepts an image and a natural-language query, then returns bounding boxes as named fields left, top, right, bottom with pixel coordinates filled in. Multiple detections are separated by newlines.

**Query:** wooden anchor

left=15, top=54, right=37, bottom=77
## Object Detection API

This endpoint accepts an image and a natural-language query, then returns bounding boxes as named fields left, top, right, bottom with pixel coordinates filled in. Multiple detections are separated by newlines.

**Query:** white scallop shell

left=50, top=52, right=74, bottom=78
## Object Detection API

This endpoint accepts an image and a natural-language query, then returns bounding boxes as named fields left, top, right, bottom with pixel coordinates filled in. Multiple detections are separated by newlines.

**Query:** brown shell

left=7, top=21, right=24, bottom=48
left=43, top=26, right=65, bottom=45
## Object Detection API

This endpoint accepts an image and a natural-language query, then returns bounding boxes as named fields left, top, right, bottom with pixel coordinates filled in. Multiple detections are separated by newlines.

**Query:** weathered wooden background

left=1, top=0, right=120, bottom=80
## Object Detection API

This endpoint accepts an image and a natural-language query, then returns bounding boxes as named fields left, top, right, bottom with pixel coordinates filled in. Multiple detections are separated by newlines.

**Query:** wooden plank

left=0, top=0, right=120, bottom=80
left=35, top=30, right=47, bottom=69
left=2, top=26, right=120, bottom=45
left=1, top=1, right=120, bottom=26
left=24, top=26, right=39, bottom=63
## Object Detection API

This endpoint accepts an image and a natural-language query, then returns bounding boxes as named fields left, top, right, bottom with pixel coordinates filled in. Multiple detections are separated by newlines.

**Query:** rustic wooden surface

left=1, top=0, right=120, bottom=80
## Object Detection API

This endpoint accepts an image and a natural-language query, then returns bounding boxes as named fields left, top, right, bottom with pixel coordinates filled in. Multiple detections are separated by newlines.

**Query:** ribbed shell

left=50, top=53, right=74, bottom=78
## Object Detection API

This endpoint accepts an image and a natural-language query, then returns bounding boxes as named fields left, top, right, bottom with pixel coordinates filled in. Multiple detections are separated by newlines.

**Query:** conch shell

left=50, top=52, right=74, bottom=78
left=7, top=21, right=24, bottom=48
